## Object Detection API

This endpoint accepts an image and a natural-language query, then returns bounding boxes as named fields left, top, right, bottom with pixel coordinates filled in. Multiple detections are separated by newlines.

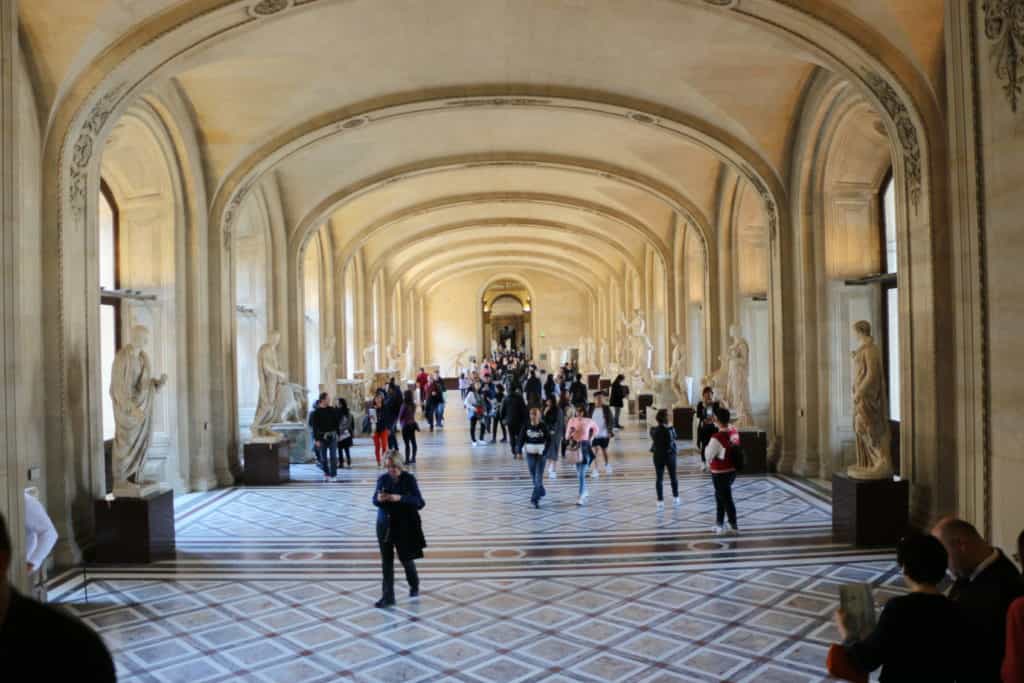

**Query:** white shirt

left=25, top=491, right=58, bottom=571
left=591, top=407, right=608, bottom=438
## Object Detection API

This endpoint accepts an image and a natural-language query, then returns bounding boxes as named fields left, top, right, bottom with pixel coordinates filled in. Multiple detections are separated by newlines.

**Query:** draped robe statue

left=403, top=338, right=415, bottom=381
left=251, top=331, right=289, bottom=438
left=620, top=309, right=654, bottom=378
left=726, top=325, right=752, bottom=427
left=669, top=335, right=688, bottom=407
left=110, top=325, right=167, bottom=493
left=848, top=321, right=893, bottom=479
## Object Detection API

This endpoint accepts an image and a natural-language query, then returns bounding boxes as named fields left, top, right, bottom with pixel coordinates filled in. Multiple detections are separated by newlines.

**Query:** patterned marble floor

left=49, top=398, right=901, bottom=682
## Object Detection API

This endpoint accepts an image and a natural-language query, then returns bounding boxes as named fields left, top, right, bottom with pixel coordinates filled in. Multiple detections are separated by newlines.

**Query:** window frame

left=878, top=168, right=900, bottom=428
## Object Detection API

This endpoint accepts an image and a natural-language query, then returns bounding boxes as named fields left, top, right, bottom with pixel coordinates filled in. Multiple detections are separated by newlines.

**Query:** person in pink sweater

left=565, top=405, right=598, bottom=505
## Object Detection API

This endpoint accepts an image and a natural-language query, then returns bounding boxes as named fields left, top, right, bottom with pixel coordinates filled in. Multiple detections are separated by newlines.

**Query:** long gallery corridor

left=47, top=399, right=901, bottom=683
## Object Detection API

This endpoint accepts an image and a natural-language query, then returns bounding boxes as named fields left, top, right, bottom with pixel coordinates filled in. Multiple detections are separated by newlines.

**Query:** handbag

left=565, top=439, right=582, bottom=464
left=339, top=429, right=351, bottom=440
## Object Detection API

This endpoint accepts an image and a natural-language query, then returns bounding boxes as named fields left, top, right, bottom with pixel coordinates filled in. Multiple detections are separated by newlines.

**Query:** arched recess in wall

left=791, top=80, right=895, bottom=481
left=730, top=180, right=771, bottom=427
left=99, top=103, right=188, bottom=494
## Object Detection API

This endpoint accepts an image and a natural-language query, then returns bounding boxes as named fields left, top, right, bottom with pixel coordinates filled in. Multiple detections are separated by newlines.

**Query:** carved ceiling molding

left=862, top=71, right=923, bottom=211
left=68, top=88, right=124, bottom=214
left=249, top=0, right=292, bottom=17
left=982, top=0, right=1024, bottom=111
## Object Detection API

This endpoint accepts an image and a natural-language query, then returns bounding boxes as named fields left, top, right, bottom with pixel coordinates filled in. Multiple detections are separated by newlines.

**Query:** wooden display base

left=244, top=440, right=291, bottom=485
left=94, top=489, right=176, bottom=563
left=637, top=394, right=654, bottom=420
left=586, top=373, right=601, bottom=390
left=738, top=429, right=768, bottom=474
left=672, top=407, right=695, bottom=440
left=599, top=378, right=611, bottom=392
left=832, top=473, right=909, bottom=547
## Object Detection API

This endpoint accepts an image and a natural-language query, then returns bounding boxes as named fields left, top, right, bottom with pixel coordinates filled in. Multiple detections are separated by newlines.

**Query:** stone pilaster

left=0, top=0, right=26, bottom=591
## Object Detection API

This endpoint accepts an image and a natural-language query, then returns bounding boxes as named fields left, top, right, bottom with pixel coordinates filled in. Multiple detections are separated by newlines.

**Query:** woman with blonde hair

left=372, top=451, right=426, bottom=608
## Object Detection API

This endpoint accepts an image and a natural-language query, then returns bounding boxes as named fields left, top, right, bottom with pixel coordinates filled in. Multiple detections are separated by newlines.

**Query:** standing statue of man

left=321, top=336, right=337, bottom=392
left=403, top=338, right=415, bottom=381
left=110, top=325, right=167, bottom=493
left=620, top=308, right=654, bottom=375
left=848, top=320, right=893, bottom=479
left=726, top=324, right=752, bottom=427
left=669, top=335, right=688, bottom=406
left=251, top=331, right=289, bottom=438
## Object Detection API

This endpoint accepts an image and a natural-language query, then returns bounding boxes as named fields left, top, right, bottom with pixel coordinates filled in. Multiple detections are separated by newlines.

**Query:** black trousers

left=492, top=418, right=507, bottom=441
left=655, top=456, right=679, bottom=501
left=697, top=424, right=718, bottom=462
left=402, top=424, right=418, bottom=462
left=378, top=532, right=418, bottom=600
left=470, top=415, right=484, bottom=441
left=712, top=471, right=738, bottom=527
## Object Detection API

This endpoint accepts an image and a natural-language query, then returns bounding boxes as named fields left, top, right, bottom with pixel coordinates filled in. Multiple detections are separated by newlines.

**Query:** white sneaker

left=576, top=497, right=584, bottom=506
left=656, top=501, right=664, bottom=511
left=548, top=469, right=557, bottom=480
left=724, top=525, right=739, bottom=536
left=700, top=463, right=708, bottom=473
left=673, top=497, right=681, bottom=507
left=712, top=525, right=724, bottom=535
left=605, top=464, right=612, bottom=474
left=471, top=442, right=479, bottom=447
left=590, top=469, right=599, bottom=479
left=478, top=440, right=489, bottom=446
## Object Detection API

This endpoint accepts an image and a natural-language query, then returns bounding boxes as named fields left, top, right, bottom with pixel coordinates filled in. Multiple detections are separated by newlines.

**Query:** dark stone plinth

left=738, top=429, right=768, bottom=474
left=627, top=398, right=636, bottom=416
left=638, top=394, right=654, bottom=420
left=443, top=377, right=459, bottom=390
left=587, top=373, right=600, bottom=390
left=599, top=379, right=611, bottom=392
left=244, top=440, right=291, bottom=485
left=672, top=407, right=695, bottom=440
left=832, top=473, right=909, bottom=547
left=94, top=490, right=175, bottom=564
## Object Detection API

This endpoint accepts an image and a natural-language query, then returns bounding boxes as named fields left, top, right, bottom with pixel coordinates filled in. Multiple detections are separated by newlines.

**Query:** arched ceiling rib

left=415, top=258, right=601, bottom=300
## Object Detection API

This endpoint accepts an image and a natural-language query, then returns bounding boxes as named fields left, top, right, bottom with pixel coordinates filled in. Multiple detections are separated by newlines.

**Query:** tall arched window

left=880, top=170, right=899, bottom=421
left=99, top=181, right=121, bottom=442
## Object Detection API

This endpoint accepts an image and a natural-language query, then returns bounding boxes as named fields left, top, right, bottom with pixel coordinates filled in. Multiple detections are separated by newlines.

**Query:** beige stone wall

left=424, top=270, right=590, bottom=375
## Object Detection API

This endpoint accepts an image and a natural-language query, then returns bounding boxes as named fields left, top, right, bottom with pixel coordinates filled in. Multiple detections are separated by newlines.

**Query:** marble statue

left=403, top=338, right=415, bottom=381
left=277, top=382, right=309, bottom=423
left=598, top=339, right=610, bottom=375
left=726, top=325, right=752, bottom=427
left=451, top=348, right=470, bottom=376
left=251, top=330, right=289, bottom=438
left=702, top=354, right=729, bottom=405
left=321, top=336, right=337, bottom=391
left=490, top=338, right=499, bottom=356
left=384, top=343, right=399, bottom=371
left=504, top=337, right=512, bottom=351
left=848, top=320, right=893, bottom=480
left=110, top=325, right=167, bottom=495
left=621, top=309, right=654, bottom=376
left=361, top=343, right=378, bottom=397
left=669, top=335, right=688, bottom=407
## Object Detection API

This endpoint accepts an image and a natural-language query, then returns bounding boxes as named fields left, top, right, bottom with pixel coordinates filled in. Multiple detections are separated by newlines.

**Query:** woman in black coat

left=372, top=451, right=426, bottom=608
left=610, top=374, right=628, bottom=429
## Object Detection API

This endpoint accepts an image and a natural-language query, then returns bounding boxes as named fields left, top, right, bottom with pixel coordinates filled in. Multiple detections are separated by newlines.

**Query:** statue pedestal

left=243, top=440, right=291, bottom=485
left=832, top=473, right=909, bottom=547
left=94, top=489, right=175, bottom=563
left=271, top=423, right=313, bottom=464
left=599, top=378, right=611, bottom=392
left=737, top=428, right=768, bottom=474
left=586, top=373, right=600, bottom=390
left=627, top=398, right=636, bottom=416
left=637, top=394, right=654, bottom=420
left=672, top=407, right=695, bottom=440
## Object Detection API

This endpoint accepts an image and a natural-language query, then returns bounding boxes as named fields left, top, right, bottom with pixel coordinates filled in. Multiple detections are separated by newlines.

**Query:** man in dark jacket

left=384, top=383, right=402, bottom=450
left=309, top=394, right=340, bottom=481
left=503, top=387, right=529, bottom=458
left=569, top=376, right=588, bottom=407
left=524, top=370, right=542, bottom=406
left=931, top=517, right=1024, bottom=682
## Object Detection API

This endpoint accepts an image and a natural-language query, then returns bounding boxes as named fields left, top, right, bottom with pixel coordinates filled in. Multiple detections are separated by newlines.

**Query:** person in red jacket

left=703, top=407, right=740, bottom=535
left=1005, top=596, right=1024, bottom=683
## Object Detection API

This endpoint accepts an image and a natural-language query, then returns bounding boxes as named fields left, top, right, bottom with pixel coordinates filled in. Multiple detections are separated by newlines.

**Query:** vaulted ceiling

left=19, top=0, right=946, bottom=293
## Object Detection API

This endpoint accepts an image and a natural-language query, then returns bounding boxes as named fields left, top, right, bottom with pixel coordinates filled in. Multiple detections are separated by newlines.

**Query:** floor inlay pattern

left=50, top=403, right=897, bottom=681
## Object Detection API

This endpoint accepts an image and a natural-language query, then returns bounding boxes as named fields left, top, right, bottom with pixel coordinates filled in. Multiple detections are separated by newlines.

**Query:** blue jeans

left=574, top=440, right=594, bottom=497
left=316, top=433, right=339, bottom=477
left=435, top=402, right=445, bottom=426
left=526, top=452, right=546, bottom=503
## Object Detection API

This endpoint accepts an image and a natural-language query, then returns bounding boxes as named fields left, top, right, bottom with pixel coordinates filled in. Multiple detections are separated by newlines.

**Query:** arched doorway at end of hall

left=482, top=287, right=531, bottom=358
